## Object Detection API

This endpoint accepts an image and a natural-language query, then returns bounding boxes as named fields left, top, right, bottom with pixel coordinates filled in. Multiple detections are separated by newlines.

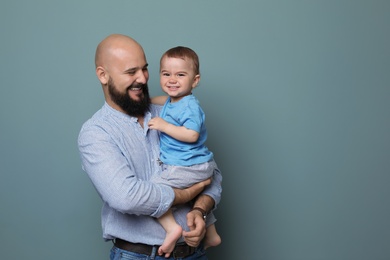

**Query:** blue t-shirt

left=159, top=95, right=213, bottom=166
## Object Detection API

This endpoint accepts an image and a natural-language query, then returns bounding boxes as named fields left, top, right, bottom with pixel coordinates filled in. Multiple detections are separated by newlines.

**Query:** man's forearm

left=172, top=178, right=211, bottom=205
left=193, top=194, right=215, bottom=213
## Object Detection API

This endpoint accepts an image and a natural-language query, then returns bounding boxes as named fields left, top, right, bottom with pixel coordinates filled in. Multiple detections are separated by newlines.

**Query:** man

left=78, top=34, right=222, bottom=260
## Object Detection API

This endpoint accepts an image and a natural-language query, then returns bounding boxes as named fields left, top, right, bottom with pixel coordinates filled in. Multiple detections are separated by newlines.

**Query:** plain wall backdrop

left=1, top=1, right=389, bottom=259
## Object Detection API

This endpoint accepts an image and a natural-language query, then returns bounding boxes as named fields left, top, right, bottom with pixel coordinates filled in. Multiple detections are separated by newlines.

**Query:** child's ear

left=96, top=66, right=109, bottom=85
left=192, top=74, right=200, bottom=88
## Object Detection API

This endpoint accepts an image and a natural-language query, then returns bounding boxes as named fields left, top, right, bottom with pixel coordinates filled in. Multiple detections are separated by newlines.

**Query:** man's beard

left=107, top=77, right=151, bottom=117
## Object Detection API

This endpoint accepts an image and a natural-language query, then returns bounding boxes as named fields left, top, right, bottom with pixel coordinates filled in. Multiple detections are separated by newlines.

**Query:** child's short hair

left=161, top=46, right=200, bottom=75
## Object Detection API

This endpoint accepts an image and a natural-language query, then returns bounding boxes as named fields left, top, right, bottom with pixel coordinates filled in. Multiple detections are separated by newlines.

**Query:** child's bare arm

left=148, top=117, right=199, bottom=143
left=151, top=96, right=169, bottom=105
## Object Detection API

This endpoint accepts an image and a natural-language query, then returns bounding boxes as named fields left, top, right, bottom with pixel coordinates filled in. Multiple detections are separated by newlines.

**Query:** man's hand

left=172, top=178, right=211, bottom=205
left=183, top=195, right=215, bottom=247
left=182, top=209, right=207, bottom=247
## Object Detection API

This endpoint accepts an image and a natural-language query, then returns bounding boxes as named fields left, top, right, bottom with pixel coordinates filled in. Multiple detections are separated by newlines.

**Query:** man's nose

left=136, top=70, right=148, bottom=84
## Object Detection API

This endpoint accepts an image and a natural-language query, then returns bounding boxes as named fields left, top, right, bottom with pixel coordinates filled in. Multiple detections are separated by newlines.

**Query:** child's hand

left=148, top=117, right=169, bottom=132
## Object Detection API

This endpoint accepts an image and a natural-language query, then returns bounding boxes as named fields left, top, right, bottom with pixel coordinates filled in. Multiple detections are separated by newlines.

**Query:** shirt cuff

left=150, top=184, right=175, bottom=218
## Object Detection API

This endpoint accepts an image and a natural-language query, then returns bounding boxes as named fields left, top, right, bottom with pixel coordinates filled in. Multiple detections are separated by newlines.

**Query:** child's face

left=160, top=56, right=200, bottom=103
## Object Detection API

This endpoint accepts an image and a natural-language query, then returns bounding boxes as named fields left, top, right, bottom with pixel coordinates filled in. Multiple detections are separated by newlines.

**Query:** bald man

left=78, top=34, right=222, bottom=260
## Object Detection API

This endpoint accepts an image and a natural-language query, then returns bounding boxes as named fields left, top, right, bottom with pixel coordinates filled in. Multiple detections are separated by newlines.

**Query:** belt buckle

left=172, top=244, right=193, bottom=259
left=172, top=250, right=178, bottom=259
left=172, top=250, right=185, bottom=259
left=172, top=246, right=183, bottom=259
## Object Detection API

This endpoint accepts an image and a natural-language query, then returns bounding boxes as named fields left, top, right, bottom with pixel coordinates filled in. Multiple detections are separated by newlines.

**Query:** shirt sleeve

left=180, top=102, right=203, bottom=133
left=78, top=123, right=174, bottom=218
left=202, top=160, right=223, bottom=209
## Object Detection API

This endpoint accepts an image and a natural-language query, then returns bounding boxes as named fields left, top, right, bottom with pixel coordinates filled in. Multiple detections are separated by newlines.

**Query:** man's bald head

left=94, top=34, right=150, bottom=116
left=95, top=34, right=144, bottom=69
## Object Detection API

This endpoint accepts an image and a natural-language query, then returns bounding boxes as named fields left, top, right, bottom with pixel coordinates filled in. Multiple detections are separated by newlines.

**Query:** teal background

left=1, top=1, right=389, bottom=259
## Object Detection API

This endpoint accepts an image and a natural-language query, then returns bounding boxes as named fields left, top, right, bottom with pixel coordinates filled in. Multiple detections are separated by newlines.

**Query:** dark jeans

left=110, top=244, right=207, bottom=260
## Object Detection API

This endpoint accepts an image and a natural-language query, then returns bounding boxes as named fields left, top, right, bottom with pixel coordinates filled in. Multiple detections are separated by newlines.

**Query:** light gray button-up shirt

left=78, top=102, right=222, bottom=245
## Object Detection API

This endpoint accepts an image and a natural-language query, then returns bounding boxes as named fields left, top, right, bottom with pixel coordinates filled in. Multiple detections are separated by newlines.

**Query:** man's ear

left=192, top=74, right=200, bottom=88
left=96, top=66, right=109, bottom=85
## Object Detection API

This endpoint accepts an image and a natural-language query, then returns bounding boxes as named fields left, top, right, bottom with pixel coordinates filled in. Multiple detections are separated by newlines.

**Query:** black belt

left=114, top=238, right=196, bottom=258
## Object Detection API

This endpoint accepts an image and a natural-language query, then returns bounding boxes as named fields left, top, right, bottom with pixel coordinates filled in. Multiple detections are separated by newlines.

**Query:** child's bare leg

left=204, top=224, right=221, bottom=249
left=157, top=209, right=183, bottom=257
